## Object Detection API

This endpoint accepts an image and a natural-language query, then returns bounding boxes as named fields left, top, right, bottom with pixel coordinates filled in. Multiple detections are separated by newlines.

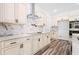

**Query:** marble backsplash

left=0, top=23, right=26, bottom=36
left=0, top=23, right=46, bottom=36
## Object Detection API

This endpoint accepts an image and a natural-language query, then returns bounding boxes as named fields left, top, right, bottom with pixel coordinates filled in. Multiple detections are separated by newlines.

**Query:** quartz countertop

left=0, top=33, right=32, bottom=42
left=0, top=32, right=52, bottom=42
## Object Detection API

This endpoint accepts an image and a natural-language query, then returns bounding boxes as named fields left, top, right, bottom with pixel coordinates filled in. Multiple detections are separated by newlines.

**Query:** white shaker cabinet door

left=4, top=45, right=20, bottom=55
left=38, top=34, right=45, bottom=50
left=32, top=35, right=39, bottom=54
left=72, top=35, right=79, bottom=55
left=42, top=34, right=48, bottom=46
left=2, top=3, right=15, bottom=23
left=0, top=3, right=3, bottom=22
left=0, top=41, right=4, bottom=55
left=0, top=49, right=2, bottom=55
left=14, top=4, right=27, bottom=24
left=23, top=37, right=32, bottom=55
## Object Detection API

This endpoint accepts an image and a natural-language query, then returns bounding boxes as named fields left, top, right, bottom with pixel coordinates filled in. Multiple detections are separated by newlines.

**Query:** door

left=32, top=35, right=39, bottom=54
left=14, top=3, right=27, bottom=24
left=46, top=33, right=51, bottom=44
left=43, top=34, right=48, bottom=47
left=4, top=45, right=20, bottom=55
left=0, top=49, right=2, bottom=55
left=2, top=3, right=15, bottom=23
left=38, top=34, right=44, bottom=50
left=72, top=34, right=79, bottom=55
left=23, top=37, right=32, bottom=55
left=0, top=41, right=4, bottom=55
left=3, top=38, right=20, bottom=55
left=0, top=3, right=3, bottom=22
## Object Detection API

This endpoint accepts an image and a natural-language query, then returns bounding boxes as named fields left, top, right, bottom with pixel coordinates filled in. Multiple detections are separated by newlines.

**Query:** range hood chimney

left=27, top=3, right=41, bottom=19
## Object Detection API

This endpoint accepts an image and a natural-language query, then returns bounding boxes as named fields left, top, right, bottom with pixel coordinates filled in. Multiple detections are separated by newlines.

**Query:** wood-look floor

left=35, top=39, right=72, bottom=55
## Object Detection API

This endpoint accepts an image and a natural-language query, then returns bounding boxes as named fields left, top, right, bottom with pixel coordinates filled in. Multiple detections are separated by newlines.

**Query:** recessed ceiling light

left=53, top=9, right=58, bottom=13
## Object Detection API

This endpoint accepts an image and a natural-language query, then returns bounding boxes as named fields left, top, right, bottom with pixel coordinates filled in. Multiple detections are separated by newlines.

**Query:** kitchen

left=0, top=3, right=79, bottom=55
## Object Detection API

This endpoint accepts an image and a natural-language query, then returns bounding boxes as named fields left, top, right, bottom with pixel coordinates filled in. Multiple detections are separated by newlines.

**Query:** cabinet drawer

left=4, top=39, right=20, bottom=48
left=3, top=45, right=20, bottom=55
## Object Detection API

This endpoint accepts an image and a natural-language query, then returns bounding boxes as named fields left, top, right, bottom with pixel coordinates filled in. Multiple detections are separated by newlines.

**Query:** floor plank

left=35, top=39, right=72, bottom=55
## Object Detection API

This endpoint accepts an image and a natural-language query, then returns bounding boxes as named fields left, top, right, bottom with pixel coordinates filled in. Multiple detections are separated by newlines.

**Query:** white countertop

left=0, top=32, right=52, bottom=42
left=0, top=34, right=31, bottom=42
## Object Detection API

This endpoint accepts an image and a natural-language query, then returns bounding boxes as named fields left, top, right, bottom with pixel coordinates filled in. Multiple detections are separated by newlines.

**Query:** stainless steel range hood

left=27, top=3, right=41, bottom=19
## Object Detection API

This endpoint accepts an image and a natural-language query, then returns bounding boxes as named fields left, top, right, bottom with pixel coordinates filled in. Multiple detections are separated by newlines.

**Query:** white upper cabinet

left=2, top=3, right=15, bottom=23
left=0, top=3, right=27, bottom=24
left=14, top=4, right=27, bottom=24
left=0, top=4, right=3, bottom=22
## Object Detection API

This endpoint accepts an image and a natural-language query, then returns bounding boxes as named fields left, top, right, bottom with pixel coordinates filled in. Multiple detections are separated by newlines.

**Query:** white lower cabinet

left=0, top=32, right=51, bottom=55
left=72, top=34, right=79, bottom=55
left=0, top=41, right=4, bottom=55
left=32, top=35, right=39, bottom=54
left=4, top=45, right=20, bottom=55
left=42, top=34, right=48, bottom=46
left=46, top=34, right=51, bottom=44
left=38, top=35, right=44, bottom=50
left=23, top=37, right=32, bottom=55
left=0, top=49, right=2, bottom=55
left=3, top=39, right=20, bottom=55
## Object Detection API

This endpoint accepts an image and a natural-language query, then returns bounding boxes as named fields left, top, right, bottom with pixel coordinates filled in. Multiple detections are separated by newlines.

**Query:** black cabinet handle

left=38, top=38, right=40, bottom=42
left=10, top=42, right=17, bottom=44
left=20, top=44, right=23, bottom=48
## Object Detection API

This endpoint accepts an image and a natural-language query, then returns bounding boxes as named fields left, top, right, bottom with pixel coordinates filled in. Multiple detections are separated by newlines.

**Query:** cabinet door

left=46, top=33, right=50, bottom=44
left=14, top=3, right=27, bottom=24
left=0, top=41, right=4, bottom=55
left=23, top=37, right=32, bottom=55
left=4, top=45, right=20, bottom=55
left=2, top=3, right=15, bottom=23
left=42, top=34, right=48, bottom=46
left=0, top=3, right=3, bottom=22
left=0, top=43, right=2, bottom=55
left=38, top=35, right=44, bottom=50
left=72, top=35, right=79, bottom=55
left=0, top=49, right=2, bottom=55
left=32, top=35, right=39, bottom=54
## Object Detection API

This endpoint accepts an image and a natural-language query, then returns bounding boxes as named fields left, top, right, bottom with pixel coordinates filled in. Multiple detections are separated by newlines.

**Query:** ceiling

left=35, top=3, right=79, bottom=16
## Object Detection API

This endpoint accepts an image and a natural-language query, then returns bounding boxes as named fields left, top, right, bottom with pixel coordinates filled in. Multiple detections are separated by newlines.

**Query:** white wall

left=52, top=10, right=79, bottom=26
left=26, top=5, right=53, bottom=33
